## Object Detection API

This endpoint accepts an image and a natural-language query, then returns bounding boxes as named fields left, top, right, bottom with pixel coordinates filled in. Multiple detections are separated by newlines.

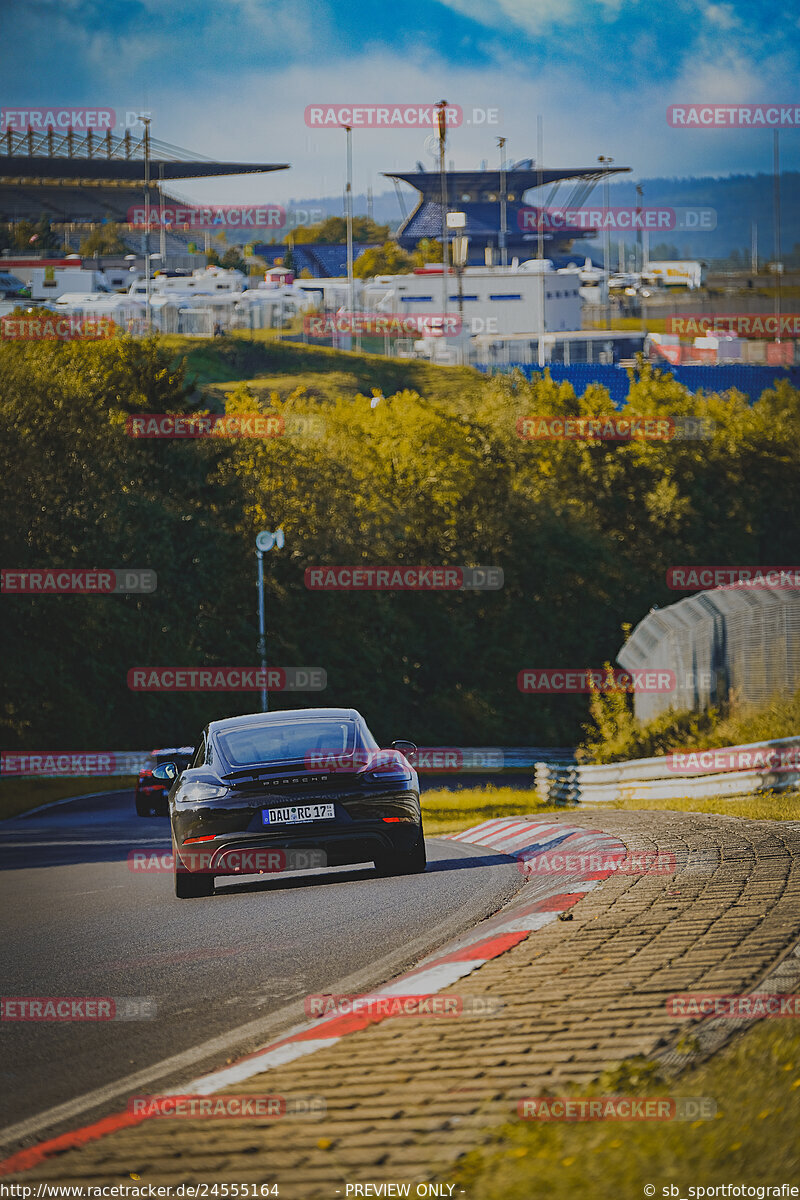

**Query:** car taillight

left=359, top=752, right=411, bottom=783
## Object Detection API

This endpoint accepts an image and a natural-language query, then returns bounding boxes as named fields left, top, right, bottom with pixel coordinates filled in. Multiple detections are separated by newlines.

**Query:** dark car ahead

left=152, top=708, right=425, bottom=898
left=135, top=747, right=193, bottom=817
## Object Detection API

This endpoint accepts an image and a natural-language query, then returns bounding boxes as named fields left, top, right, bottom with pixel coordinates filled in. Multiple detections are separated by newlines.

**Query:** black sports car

left=135, top=747, right=194, bottom=817
left=152, top=708, right=425, bottom=898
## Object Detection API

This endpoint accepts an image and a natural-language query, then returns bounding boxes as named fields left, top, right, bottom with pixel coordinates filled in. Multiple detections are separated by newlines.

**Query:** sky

left=2, top=0, right=798, bottom=209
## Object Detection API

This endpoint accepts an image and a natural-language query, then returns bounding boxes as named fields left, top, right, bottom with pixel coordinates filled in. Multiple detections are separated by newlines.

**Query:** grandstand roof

left=1, top=131, right=288, bottom=183
left=385, top=166, right=630, bottom=196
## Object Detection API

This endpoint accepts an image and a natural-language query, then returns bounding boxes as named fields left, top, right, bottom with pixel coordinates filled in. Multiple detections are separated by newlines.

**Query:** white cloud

left=433, top=0, right=626, bottom=32
left=703, top=3, right=739, bottom=30
left=134, top=48, right=797, bottom=207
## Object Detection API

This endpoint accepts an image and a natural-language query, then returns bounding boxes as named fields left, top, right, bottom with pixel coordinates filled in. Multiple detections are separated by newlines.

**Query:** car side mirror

left=152, top=762, right=178, bottom=781
left=390, top=740, right=417, bottom=759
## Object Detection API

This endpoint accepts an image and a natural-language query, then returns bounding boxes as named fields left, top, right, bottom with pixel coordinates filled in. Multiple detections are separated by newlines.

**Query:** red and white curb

left=0, top=817, right=627, bottom=1178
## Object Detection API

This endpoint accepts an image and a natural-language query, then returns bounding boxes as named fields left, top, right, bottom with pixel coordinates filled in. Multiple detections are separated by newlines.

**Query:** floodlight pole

left=256, top=548, right=268, bottom=712
left=159, top=161, right=166, bottom=268
left=255, top=531, right=284, bottom=712
left=140, top=116, right=152, bottom=334
left=598, top=154, right=614, bottom=330
left=437, top=100, right=449, bottom=317
left=343, top=125, right=355, bottom=322
left=537, top=116, right=545, bottom=367
left=773, top=129, right=782, bottom=343
left=498, top=136, right=507, bottom=268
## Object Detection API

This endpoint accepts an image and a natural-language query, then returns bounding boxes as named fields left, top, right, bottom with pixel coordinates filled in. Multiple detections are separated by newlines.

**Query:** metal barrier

left=535, top=734, right=800, bottom=804
left=1, top=747, right=574, bottom=779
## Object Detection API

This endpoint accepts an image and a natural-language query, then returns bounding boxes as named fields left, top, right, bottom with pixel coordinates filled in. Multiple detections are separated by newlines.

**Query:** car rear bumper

left=174, top=822, right=422, bottom=875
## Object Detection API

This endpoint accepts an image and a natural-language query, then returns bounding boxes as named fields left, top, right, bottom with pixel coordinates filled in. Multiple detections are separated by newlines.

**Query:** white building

left=361, top=260, right=581, bottom=339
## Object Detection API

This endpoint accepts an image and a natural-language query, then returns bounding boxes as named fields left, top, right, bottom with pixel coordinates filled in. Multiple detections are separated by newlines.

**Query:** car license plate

left=263, top=804, right=335, bottom=825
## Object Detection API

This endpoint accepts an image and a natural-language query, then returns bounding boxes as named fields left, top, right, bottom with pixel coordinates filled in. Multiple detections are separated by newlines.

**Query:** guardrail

left=0, top=747, right=576, bottom=779
left=535, top=735, right=800, bottom=805
left=0, top=751, right=153, bottom=778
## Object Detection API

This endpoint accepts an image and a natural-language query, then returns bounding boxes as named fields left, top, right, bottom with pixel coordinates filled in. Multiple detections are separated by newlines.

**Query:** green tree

left=0, top=338, right=252, bottom=749
left=3, top=342, right=800, bottom=749
left=292, top=216, right=390, bottom=245
left=79, top=221, right=129, bottom=256
left=353, top=241, right=415, bottom=278
left=12, top=215, right=62, bottom=253
left=412, top=238, right=443, bottom=264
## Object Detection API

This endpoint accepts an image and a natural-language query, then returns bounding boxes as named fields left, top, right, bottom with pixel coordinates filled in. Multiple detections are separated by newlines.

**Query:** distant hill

left=262, top=172, right=800, bottom=263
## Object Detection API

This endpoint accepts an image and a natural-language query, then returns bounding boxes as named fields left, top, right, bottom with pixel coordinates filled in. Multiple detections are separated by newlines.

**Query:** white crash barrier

left=535, top=734, right=800, bottom=804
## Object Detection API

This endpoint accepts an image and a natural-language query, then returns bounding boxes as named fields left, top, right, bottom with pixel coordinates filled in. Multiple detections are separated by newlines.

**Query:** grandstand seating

left=395, top=197, right=595, bottom=265
left=61, top=229, right=196, bottom=259
left=0, top=271, right=25, bottom=297
left=0, top=183, right=175, bottom=223
left=253, top=242, right=377, bottom=278
left=476, top=361, right=800, bottom=404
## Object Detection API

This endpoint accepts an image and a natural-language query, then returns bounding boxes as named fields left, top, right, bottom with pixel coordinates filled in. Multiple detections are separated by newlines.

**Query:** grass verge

left=159, top=333, right=478, bottom=403
left=421, top=785, right=564, bottom=836
left=604, top=790, right=800, bottom=821
left=451, top=1022, right=800, bottom=1199
left=0, top=777, right=134, bottom=822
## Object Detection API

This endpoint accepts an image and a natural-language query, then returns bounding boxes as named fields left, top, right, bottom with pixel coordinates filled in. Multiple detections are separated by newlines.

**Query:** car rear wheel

left=174, top=852, right=215, bottom=898
left=375, top=833, right=426, bottom=877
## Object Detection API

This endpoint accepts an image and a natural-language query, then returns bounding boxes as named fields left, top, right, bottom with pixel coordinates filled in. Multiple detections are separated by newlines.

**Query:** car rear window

left=217, top=720, right=364, bottom=767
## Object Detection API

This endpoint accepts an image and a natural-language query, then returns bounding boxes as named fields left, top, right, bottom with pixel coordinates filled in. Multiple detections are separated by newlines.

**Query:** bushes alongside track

left=578, top=685, right=800, bottom=763
left=2, top=335, right=799, bottom=751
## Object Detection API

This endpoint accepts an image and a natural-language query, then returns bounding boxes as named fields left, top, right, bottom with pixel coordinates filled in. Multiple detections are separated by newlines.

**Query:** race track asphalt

left=0, top=789, right=525, bottom=1144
